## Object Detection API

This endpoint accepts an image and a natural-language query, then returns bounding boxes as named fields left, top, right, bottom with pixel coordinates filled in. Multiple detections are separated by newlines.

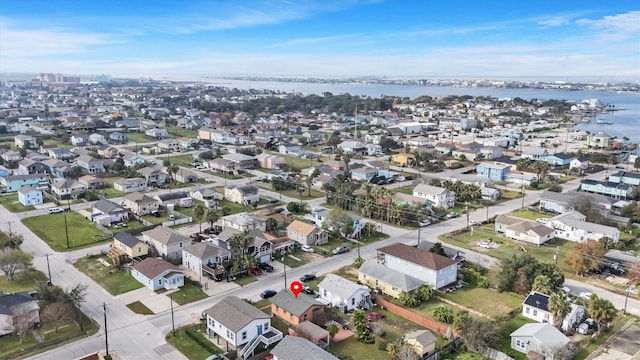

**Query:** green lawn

left=167, top=126, right=199, bottom=139
left=393, top=186, right=414, bottom=195
left=497, top=315, right=536, bottom=360
left=438, top=287, right=523, bottom=318
left=164, top=154, right=196, bottom=167
left=234, top=276, right=258, bottom=287
left=265, top=151, right=329, bottom=171
left=507, top=209, right=553, bottom=221
left=206, top=170, right=245, bottom=180
left=256, top=183, right=325, bottom=200
left=0, top=270, right=48, bottom=293
left=127, top=301, right=154, bottom=315
left=74, top=256, right=144, bottom=295
left=100, top=177, right=126, bottom=198
left=171, top=280, right=208, bottom=305
left=167, top=324, right=223, bottom=360
left=0, top=314, right=98, bottom=360
left=22, top=212, right=111, bottom=251
left=0, top=193, right=36, bottom=213
left=141, top=213, right=167, bottom=224
left=125, top=131, right=153, bottom=144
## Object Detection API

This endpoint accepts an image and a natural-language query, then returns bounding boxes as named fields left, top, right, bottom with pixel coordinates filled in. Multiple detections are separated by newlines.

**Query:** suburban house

left=189, top=187, right=223, bottom=208
left=138, top=166, right=167, bottom=186
left=476, top=163, right=511, bottom=181
left=562, top=304, right=586, bottom=332
left=270, top=290, right=325, bottom=326
left=337, top=141, right=367, bottom=156
left=510, top=323, right=570, bottom=360
left=570, top=157, right=590, bottom=170
left=317, top=274, right=373, bottom=311
left=204, top=296, right=282, bottom=358
left=78, top=175, right=105, bottom=189
left=350, top=166, right=378, bottom=182
left=255, top=153, right=284, bottom=169
left=579, top=179, right=634, bottom=200
left=145, top=128, right=168, bottom=139
left=278, top=143, right=302, bottom=156
left=114, top=177, right=147, bottom=193
left=608, top=171, right=640, bottom=186
left=540, top=153, right=573, bottom=166
left=286, top=220, right=328, bottom=246
left=142, top=226, right=189, bottom=260
left=156, top=139, right=180, bottom=152
left=109, top=132, right=128, bottom=143
left=206, top=158, right=236, bottom=173
left=182, top=242, right=232, bottom=279
left=539, top=190, right=613, bottom=214
left=522, top=291, right=554, bottom=324
left=89, top=133, right=106, bottom=145
left=222, top=153, right=256, bottom=169
left=303, top=208, right=365, bottom=238
left=17, top=159, right=47, bottom=175
left=413, top=183, right=455, bottom=209
left=51, top=179, right=87, bottom=200
left=122, top=153, right=146, bottom=168
left=123, top=192, right=159, bottom=216
left=75, top=155, right=105, bottom=173
left=112, top=232, right=149, bottom=259
left=14, top=134, right=36, bottom=149
left=131, top=257, right=184, bottom=291
left=358, top=259, right=424, bottom=298
left=224, top=185, right=260, bottom=205
left=70, top=134, right=90, bottom=146
left=545, top=211, right=619, bottom=243
left=174, top=169, right=199, bottom=183
left=392, top=153, right=416, bottom=166
left=586, top=131, right=612, bottom=149
left=301, top=131, right=324, bottom=144
left=92, top=199, right=129, bottom=224
left=405, top=330, right=437, bottom=358
left=0, top=291, right=40, bottom=336
left=375, top=243, right=458, bottom=289
left=0, top=173, right=48, bottom=192
left=17, top=187, right=43, bottom=206
left=153, top=191, right=193, bottom=208
left=520, top=147, right=549, bottom=160
left=493, top=215, right=556, bottom=245
left=269, top=336, right=338, bottom=360
left=220, top=213, right=267, bottom=232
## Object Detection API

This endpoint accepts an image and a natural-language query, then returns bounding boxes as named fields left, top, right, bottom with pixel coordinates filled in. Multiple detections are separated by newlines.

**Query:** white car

left=301, top=245, right=314, bottom=253
left=48, top=207, right=63, bottom=214
left=579, top=292, right=593, bottom=300
left=419, top=220, right=431, bottom=227
left=468, top=220, right=479, bottom=226
left=478, top=241, right=491, bottom=249
left=535, top=218, right=548, bottom=224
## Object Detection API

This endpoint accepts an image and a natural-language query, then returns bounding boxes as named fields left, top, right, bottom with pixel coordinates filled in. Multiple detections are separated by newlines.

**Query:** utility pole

left=43, top=254, right=53, bottom=286
left=624, top=277, right=639, bottom=315
left=64, top=184, right=71, bottom=248
left=282, top=254, right=287, bottom=289
left=170, top=293, right=176, bottom=336
left=417, top=226, right=421, bottom=248
left=103, top=303, right=109, bottom=357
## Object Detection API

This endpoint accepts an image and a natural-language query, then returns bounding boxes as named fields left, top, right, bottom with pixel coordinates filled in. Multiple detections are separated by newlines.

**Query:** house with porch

left=0, top=292, right=40, bottom=336
left=75, top=155, right=105, bottom=174
left=318, top=274, right=373, bottom=311
left=225, top=185, right=259, bottom=205
left=608, top=171, right=640, bottom=186
left=222, top=153, right=256, bottom=169
left=153, top=191, right=193, bottom=208
left=546, top=211, right=619, bottom=243
left=286, top=220, right=328, bottom=246
left=92, top=199, right=129, bottom=224
left=51, top=179, right=87, bottom=200
left=540, top=153, right=573, bottom=166
left=204, top=296, right=282, bottom=359
left=189, top=187, right=223, bottom=208
left=220, top=212, right=266, bottom=232
left=579, top=179, right=634, bottom=200
left=0, top=173, right=48, bottom=192
left=269, top=336, right=338, bottom=360
left=78, top=175, right=105, bottom=189
left=112, top=232, right=148, bottom=259
left=14, top=134, right=36, bottom=149
left=413, top=184, right=455, bottom=209
left=131, top=257, right=184, bottom=291
left=123, top=192, right=159, bottom=216
left=476, top=162, right=511, bottom=181
left=182, top=242, right=232, bottom=279
left=358, top=259, right=424, bottom=299
left=522, top=291, right=555, bottom=324
left=122, top=153, right=146, bottom=168
left=142, top=226, right=189, bottom=260
left=114, top=177, right=147, bottom=193
left=206, top=158, right=236, bottom=173
left=137, top=166, right=166, bottom=186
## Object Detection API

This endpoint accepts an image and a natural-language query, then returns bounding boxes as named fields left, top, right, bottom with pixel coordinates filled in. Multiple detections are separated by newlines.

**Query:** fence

left=162, top=217, right=192, bottom=227
left=183, top=327, right=220, bottom=354
left=479, top=346, right=514, bottom=360
left=376, top=298, right=457, bottom=337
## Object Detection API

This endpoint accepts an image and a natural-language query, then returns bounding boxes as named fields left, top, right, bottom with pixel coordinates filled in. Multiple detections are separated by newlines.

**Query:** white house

left=114, top=177, right=147, bottom=193
left=503, top=220, right=556, bottom=246
left=570, top=157, right=589, bottom=170
left=225, top=185, right=259, bottom=205
left=376, top=243, right=458, bottom=289
left=17, top=187, right=43, bottom=206
left=92, top=199, right=129, bottom=224
left=204, top=296, right=282, bottom=357
left=562, top=304, right=586, bottom=332
left=131, top=257, right=184, bottom=291
left=89, top=133, right=106, bottom=145
left=546, top=211, right=619, bottom=243
left=318, top=274, right=373, bottom=311
left=522, top=291, right=554, bottom=324
left=539, top=190, right=612, bottom=214
left=220, top=212, right=267, bottom=232
left=182, top=242, right=232, bottom=279
left=510, top=323, right=570, bottom=360
left=122, top=153, right=146, bottom=167
left=142, top=226, right=190, bottom=260
left=412, top=183, right=455, bottom=209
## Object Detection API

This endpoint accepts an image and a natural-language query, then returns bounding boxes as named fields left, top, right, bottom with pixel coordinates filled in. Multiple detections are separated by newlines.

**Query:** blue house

left=0, top=165, right=11, bottom=177
left=540, top=153, right=573, bottom=166
left=351, top=166, right=378, bottom=182
left=476, top=163, right=511, bottom=181
left=608, top=171, right=640, bottom=186
left=109, top=132, right=128, bottom=143
left=131, top=257, right=184, bottom=291
left=579, top=179, right=634, bottom=200
left=0, top=174, right=48, bottom=193
left=17, top=187, right=43, bottom=206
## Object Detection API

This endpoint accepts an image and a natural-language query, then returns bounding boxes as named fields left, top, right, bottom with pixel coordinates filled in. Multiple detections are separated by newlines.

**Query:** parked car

left=48, top=207, right=63, bottom=214
left=300, top=274, right=317, bottom=282
left=332, top=246, right=349, bottom=255
left=478, top=241, right=491, bottom=249
left=367, top=312, right=385, bottom=321
left=303, top=285, right=314, bottom=294
left=579, top=292, right=593, bottom=300
left=446, top=212, right=458, bottom=218
left=418, top=220, right=431, bottom=227
left=168, top=214, right=176, bottom=221
left=151, top=211, right=161, bottom=218
left=257, top=263, right=274, bottom=272
left=260, top=289, right=277, bottom=299
left=204, top=354, right=224, bottom=360
left=301, top=245, right=315, bottom=253
left=535, top=218, right=548, bottom=224
left=468, top=220, right=479, bottom=226
left=250, top=266, right=263, bottom=276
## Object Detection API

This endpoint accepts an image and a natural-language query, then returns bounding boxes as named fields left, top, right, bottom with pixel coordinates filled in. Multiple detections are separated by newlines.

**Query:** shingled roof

left=376, top=243, right=457, bottom=270
left=204, top=296, right=269, bottom=333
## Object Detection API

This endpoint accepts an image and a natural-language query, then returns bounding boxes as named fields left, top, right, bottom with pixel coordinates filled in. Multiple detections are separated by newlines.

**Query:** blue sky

left=1, top=0, right=638, bottom=80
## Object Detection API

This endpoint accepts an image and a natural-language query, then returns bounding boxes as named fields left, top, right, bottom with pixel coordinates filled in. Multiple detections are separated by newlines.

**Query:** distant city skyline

left=1, top=1, right=638, bottom=81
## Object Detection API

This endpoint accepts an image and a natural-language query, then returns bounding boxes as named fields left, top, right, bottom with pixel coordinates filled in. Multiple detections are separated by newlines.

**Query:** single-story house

left=220, top=212, right=267, bottom=232
left=504, top=220, right=556, bottom=246
left=318, top=274, right=373, bottom=311
left=358, top=259, right=424, bottom=298
left=405, top=330, right=437, bottom=358
left=269, top=335, right=338, bottom=360
left=510, top=323, right=570, bottom=360
left=522, top=291, right=555, bottom=324
left=131, top=257, right=184, bottom=291
left=153, top=191, right=193, bottom=208
left=0, top=291, right=40, bottom=336
left=270, top=290, right=325, bottom=326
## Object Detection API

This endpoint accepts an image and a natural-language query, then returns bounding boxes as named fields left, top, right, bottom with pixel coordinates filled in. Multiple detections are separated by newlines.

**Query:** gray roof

left=204, top=296, right=269, bottom=333
left=124, top=192, right=155, bottom=203
left=182, top=243, right=231, bottom=259
left=226, top=184, right=259, bottom=195
left=222, top=212, right=263, bottom=226
left=358, top=260, right=424, bottom=292
left=17, top=186, right=40, bottom=195
left=605, top=250, right=640, bottom=264
left=114, top=232, right=143, bottom=248
left=270, top=336, right=339, bottom=360
left=155, top=191, right=189, bottom=201
left=318, top=274, right=370, bottom=300
left=142, top=226, right=189, bottom=245
left=94, top=199, right=126, bottom=214
left=0, top=292, right=38, bottom=316
left=510, top=323, right=569, bottom=349
left=540, top=190, right=614, bottom=207
left=405, top=329, right=437, bottom=347
left=552, top=217, right=618, bottom=237
left=269, top=290, right=323, bottom=317
left=413, top=183, right=450, bottom=196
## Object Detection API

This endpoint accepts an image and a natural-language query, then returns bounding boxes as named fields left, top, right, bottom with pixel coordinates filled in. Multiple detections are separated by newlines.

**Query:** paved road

left=1, top=162, right=634, bottom=359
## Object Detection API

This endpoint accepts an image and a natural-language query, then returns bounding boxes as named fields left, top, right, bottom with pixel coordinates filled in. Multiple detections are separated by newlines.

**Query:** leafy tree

left=548, top=291, right=571, bottom=327
left=432, top=305, right=454, bottom=323
left=193, top=203, right=206, bottom=233
left=324, top=209, right=354, bottom=238
left=388, top=343, right=419, bottom=360
left=205, top=207, right=222, bottom=228
left=496, top=254, right=564, bottom=293
left=513, top=267, right=531, bottom=295
left=599, top=236, right=615, bottom=250
left=568, top=195, right=607, bottom=224
left=620, top=201, right=640, bottom=223
left=456, top=316, right=502, bottom=352
left=351, top=309, right=374, bottom=343
left=516, top=158, right=531, bottom=171
left=327, top=323, right=339, bottom=338
left=199, top=150, right=214, bottom=160
left=548, top=184, right=563, bottom=192
left=68, top=166, right=85, bottom=178
left=0, top=249, right=33, bottom=281
left=111, top=157, right=125, bottom=174
left=397, top=291, right=419, bottom=308
left=0, top=230, right=24, bottom=249
left=587, top=294, right=617, bottom=335
left=42, top=302, right=74, bottom=333
left=531, top=275, right=554, bottom=295
left=306, top=169, right=320, bottom=196
left=564, top=240, right=605, bottom=275
left=635, top=157, right=640, bottom=170
left=415, top=284, right=434, bottom=302
left=265, top=217, right=278, bottom=232
left=429, top=242, right=447, bottom=257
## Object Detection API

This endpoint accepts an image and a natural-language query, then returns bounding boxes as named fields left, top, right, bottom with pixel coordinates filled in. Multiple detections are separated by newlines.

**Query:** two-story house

left=318, top=274, right=373, bottom=311
left=182, top=242, right=232, bottom=279
left=17, top=187, right=43, bottom=206
left=75, top=155, right=105, bottom=174
left=51, top=179, right=87, bottom=200
left=222, top=153, right=257, bottom=169
left=142, top=225, right=189, bottom=260
left=114, top=177, right=147, bottom=193
left=476, top=162, right=511, bottom=181
left=220, top=212, right=267, bottom=232
left=579, top=179, right=634, bottom=200
left=0, top=173, right=48, bottom=193
left=92, top=199, right=129, bottom=224
left=112, top=232, right=148, bottom=259
left=546, top=211, right=619, bottom=243
left=413, top=184, right=455, bottom=209
left=138, top=166, right=166, bottom=186
left=358, top=259, right=424, bottom=299
left=123, top=192, right=159, bottom=215
left=225, top=185, right=259, bottom=205
left=145, top=128, right=168, bottom=139
left=122, top=153, right=146, bottom=168
left=286, top=220, right=328, bottom=246
left=14, top=134, right=36, bottom=149
left=376, top=243, right=457, bottom=289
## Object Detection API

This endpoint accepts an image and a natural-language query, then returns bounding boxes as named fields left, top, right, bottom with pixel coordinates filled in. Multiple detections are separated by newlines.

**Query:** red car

left=250, top=266, right=262, bottom=276
left=367, top=312, right=384, bottom=322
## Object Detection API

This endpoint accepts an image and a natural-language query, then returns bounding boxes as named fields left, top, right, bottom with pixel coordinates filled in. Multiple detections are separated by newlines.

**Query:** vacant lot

left=166, top=324, right=223, bottom=360
left=0, top=193, right=36, bottom=212
left=23, top=212, right=110, bottom=251
left=0, top=270, right=48, bottom=293
left=171, top=280, right=208, bottom=305
left=74, top=256, right=143, bottom=295
left=439, top=287, right=523, bottom=318
left=507, top=209, right=554, bottom=221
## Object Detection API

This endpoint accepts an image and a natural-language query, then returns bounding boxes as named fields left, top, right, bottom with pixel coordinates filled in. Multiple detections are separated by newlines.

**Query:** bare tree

left=42, top=302, right=74, bottom=333
left=13, top=313, right=36, bottom=343
left=394, top=343, right=419, bottom=360
left=0, top=249, right=33, bottom=281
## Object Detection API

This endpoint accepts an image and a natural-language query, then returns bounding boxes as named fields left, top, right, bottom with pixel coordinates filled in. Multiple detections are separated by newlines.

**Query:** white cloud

left=537, top=16, right=570, bottom=27
left=576, top=11, right=640, bottom=40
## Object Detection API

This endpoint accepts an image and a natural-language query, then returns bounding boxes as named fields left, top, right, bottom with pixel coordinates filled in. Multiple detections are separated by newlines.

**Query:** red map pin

left=290, top=281, right=303, bottom=298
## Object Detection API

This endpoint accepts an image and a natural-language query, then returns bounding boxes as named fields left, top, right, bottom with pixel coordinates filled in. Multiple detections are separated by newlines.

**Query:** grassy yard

left=22, top=212, right=111, bottom=251
left=141, top=213, right=167, bottom=224
left=507, top=209, right=553, bottom=221
left=74, top=256, right=144, bottom=295
left=234, top=276, right=258, bottom=287
left=256, top=183, right=325, bottom=200
left=438, top=287, right=523, bottom=318
left=127, top=301, right=154, bottom=315
left=574, top=315, right=632, bottom=360
left=125, top=131, right=153, bottom=144
left=0, top=315, right=98, bottom=360
left=167, top=126, right=199, bottom=139
left=0, top=193, right=36, bottom=213
left=0, top=270, right=48, bottom=293
left=497, top=190, right=524, bottom=201
left=265, top=151, right=329, bottom=171
left=99, top=177, right=126, bottom=198
left=164, top=154, right=196, bottom=167
left=496, top=315, right=535, bottom=360
left=167, top=324, right=223, bottom=360
left=171, top=280, right=208, bottom=305
left=206, top=170, right=245, bottom=180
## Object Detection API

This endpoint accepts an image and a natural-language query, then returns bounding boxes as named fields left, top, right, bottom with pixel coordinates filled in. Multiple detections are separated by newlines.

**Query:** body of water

left=200, top=78, right=640, bottom=143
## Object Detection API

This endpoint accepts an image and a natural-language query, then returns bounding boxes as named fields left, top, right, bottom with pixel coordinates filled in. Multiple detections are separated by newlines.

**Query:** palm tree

left=166, top=163, right=179, bottom=184
left=532, top=161, right=550, bottom=183
left=193, top=204, right=206, bottom=234
left=306, top=169, right=320, bottom=197
left=587, top=294, right=617, bottom=335
left=228, top=230, right=253, bottom=255
left=548, top=291, right=571, bottom=327
left=516, top=158, right=531, bottom=171
left=205, top=207, right=221, bottom=229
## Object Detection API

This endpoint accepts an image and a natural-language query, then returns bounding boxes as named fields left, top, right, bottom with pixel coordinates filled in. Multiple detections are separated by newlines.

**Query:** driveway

left=116, top=287, right=176, bottom=314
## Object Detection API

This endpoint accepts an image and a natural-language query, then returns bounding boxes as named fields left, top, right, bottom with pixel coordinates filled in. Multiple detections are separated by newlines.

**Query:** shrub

left=376, top=337, right=388, bottom=350
left=432, top=305, right=454, bottom=324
